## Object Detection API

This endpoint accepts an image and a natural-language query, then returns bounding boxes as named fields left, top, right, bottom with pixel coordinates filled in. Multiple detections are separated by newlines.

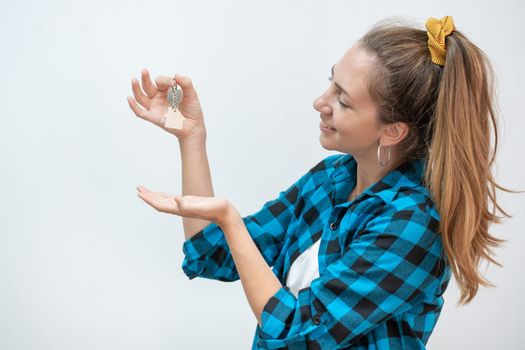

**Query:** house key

left=163, top=79, right=186, bottom=130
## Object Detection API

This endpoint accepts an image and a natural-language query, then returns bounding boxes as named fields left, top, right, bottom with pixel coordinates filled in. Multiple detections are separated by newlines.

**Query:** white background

left=1, top=0, right=523, bottom=349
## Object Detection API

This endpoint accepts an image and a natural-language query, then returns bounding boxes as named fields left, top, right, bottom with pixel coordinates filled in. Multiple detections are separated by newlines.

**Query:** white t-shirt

left=285, top=238, right=322, bottom=297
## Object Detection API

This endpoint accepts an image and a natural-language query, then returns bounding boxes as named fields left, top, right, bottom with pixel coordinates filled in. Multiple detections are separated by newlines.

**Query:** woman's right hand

left=127, top=69, right=206, bottom=142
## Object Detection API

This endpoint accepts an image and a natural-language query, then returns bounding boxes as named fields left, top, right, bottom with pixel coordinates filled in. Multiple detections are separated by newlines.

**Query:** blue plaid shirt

left=182, top=153, right=451, bottom=349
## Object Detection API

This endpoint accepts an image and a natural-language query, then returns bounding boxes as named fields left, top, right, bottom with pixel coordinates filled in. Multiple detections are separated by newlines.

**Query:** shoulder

left=310, top=154, right=343, bottom=172
left=390, top=184, right=441, bottom=222
left=299, top=154, right=342, bottom=179
left=364, top=186, right=442, bottom=246
left=361, top=195, right=448, bottom=276
left=299, top=154, right=344, bottom=189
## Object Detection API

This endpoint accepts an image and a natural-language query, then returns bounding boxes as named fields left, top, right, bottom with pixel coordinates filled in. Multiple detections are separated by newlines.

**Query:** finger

left=138, top=191, right=180, bottom=214
left=155, top=75, right=175, bottom=92
left=172, top=195, right=197, bottom=215
left=137, top=187, right=183, bottom=212
left=155, top=191, right=174, bottom=199
left=136, top=185, right=148, bottom=192
left=131, top=78, right=151, bottom=109
left=137, top=191, right=160, bottom=210
left=152, top=191, right=171, bottom=202
left=141, top=68, right=159, bottom=98
left=127, top=96, right=150, bottom=119
left=137, top=185, right=154, bottom=193
left=127, top=96, right=164, bottom=126
left=136, top=185, right=173, bottom=199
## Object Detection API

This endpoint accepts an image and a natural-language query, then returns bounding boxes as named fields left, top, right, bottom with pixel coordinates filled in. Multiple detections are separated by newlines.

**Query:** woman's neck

left=348, top=149, right=407, bottom=202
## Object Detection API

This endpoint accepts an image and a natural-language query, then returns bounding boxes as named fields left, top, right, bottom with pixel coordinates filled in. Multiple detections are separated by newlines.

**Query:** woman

left=127, top=15, right=514, bottom=349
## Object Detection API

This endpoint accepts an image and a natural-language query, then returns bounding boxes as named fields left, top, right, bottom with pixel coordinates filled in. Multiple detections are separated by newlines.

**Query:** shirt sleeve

left=256, top=206, right=449, bottom=349
left=181, top=155, right=339, bottom=282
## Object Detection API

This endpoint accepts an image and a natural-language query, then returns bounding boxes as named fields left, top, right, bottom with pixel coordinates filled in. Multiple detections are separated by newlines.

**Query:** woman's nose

left=313, top=93, right=331, bottom=114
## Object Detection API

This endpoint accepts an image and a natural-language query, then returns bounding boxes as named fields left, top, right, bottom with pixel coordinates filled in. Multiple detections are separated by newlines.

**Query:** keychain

left=163, top=78, right=186, bottom=130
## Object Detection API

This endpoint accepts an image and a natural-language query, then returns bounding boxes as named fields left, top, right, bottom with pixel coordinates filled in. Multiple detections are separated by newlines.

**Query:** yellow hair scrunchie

left=426, top=15, right=456, bottom=66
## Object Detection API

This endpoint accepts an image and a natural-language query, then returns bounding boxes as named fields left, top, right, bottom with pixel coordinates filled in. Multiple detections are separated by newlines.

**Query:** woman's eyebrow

left=331, top=64, right=352, bottom=99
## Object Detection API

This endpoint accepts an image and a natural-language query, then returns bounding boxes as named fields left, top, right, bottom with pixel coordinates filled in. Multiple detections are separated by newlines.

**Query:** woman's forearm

left=220, top=215, right=283, bottom=327
left=179, top=135, right=215, bottom=240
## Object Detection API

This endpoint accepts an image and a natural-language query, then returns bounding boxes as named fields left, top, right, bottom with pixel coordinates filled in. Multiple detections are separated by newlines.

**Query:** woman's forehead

left=336, top=45, right=375, bottom=81
left=334, top=46, right=377, bottom=106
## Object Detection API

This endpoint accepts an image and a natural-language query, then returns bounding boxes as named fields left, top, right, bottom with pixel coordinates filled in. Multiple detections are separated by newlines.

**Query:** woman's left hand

left=136, top=185, right=241, bottom=228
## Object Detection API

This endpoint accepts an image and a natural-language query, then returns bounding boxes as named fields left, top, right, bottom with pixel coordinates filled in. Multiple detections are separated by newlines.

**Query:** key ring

left=167, top=77, right=182, bottom=111
left=162, top=75, right=186, bottom=130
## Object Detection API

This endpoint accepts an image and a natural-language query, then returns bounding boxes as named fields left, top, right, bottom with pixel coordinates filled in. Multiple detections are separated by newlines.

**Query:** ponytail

left=359, top=16, right=523, bottom=305
left=427, top=29, right=516, bottom=304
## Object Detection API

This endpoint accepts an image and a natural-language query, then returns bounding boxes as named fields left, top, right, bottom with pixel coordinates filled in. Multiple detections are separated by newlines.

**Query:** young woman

left=127, top=15, right=515, bottom=349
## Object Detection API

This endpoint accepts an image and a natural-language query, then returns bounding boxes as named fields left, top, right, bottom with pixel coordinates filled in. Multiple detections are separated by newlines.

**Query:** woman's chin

left=319, top=135, right=335, bottom=149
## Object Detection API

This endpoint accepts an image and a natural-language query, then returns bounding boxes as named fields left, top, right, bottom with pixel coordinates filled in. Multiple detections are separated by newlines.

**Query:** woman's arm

left=127, top=70, right=212, bottom=241
left=179, top=138, right=215, bottom=240
left=179, top=155, right=339, bottom=282
left=220, top=213, right=283, bottom=327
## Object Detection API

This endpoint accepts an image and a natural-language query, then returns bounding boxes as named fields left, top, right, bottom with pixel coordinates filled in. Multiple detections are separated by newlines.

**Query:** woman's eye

left=328, top=77, right=349, bottom=109
left=338, top=100, right=349, bottom=109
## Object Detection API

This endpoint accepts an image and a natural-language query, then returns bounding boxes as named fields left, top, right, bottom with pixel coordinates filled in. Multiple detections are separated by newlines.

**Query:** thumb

left=174, top=195, right=197, bottom=206
left=174, top=74, right=198, bottom=100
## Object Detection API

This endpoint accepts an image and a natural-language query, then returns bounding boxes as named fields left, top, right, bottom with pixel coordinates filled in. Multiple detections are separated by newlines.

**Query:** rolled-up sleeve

left=181, top=156, right=338, bottom=282
left=181, top=181, right=300, bottom=281
left=256, top=207, right=448, bottom=349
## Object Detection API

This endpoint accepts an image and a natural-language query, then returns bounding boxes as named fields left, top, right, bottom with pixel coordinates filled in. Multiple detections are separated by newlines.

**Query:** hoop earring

left=377, top=144, right=391, bottom=167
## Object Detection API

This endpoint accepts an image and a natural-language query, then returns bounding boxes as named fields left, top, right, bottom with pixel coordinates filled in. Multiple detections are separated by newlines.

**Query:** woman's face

left=313, top=43, right=385, bottom=157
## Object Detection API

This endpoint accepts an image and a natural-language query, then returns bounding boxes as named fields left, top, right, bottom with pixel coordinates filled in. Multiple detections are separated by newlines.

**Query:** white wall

left=0, top=0, right=523, bottom=349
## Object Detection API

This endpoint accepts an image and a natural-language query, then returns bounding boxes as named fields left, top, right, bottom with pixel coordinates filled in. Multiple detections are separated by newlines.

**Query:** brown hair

left=358, top=17, right=523, bottom=304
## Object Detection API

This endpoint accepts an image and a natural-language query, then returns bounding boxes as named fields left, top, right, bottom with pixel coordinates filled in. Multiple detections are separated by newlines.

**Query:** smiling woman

left=128, top=14, right=519, bottom=350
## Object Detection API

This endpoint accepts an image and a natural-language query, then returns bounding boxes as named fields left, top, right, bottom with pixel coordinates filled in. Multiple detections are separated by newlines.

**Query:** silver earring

left=377, top=144, right=390, bottom=167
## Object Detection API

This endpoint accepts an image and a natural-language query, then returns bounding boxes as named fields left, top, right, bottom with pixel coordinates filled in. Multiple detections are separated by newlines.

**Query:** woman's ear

left=382, top=121, right=409, bottom=146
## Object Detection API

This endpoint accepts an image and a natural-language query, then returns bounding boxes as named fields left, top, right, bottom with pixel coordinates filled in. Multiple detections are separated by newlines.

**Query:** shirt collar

left=331, top=153, right=427, bottom=203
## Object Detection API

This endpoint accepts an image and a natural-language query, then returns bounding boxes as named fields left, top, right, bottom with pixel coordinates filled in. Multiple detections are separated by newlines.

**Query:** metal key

left=163, top=79, right=186, bottom=130
left=167, top=85, right=182, bottom=110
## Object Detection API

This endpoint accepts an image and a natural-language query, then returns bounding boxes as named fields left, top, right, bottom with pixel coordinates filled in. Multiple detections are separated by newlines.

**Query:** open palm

left=136, top=185, right=237, bottom=227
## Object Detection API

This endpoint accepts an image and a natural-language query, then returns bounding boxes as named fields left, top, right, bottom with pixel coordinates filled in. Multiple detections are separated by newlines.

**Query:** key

left=167, top=85, right=182, bottom=106
left=164, top=106, right=186, bottom=130
left=164, top=80, right=186, bottom=130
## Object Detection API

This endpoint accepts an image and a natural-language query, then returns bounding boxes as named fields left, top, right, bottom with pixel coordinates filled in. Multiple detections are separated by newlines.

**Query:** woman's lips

left=320, top=121, right=337, bottom=132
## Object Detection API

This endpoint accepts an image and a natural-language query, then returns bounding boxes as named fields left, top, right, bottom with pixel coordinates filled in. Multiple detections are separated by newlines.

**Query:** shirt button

left=312, top=315, right=321, bottom=325
left=330, top=222, right=338, bottom=230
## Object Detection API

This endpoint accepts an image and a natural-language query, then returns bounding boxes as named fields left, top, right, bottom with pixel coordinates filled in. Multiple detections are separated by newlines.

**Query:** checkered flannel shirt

left=182, top=153, right=451, bottom=349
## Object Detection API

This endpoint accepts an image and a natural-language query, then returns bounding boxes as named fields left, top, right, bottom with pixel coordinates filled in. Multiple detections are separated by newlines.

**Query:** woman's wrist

left=218, top=204, right=243, bottom=231
left=178, top=131, right=207, bottom=151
